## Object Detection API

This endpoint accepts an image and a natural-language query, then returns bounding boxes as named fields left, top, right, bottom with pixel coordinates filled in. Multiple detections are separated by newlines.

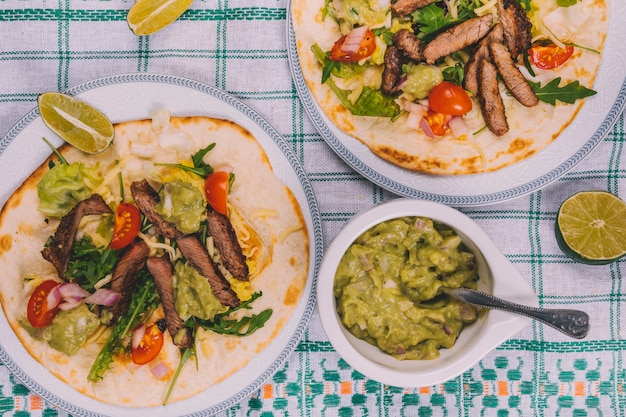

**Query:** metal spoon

left=443, top=288, right=589, bottom=339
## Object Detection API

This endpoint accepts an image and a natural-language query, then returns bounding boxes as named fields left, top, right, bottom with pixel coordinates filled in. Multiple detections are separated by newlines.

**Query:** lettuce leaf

left=37, top=161, right=104, bottom=217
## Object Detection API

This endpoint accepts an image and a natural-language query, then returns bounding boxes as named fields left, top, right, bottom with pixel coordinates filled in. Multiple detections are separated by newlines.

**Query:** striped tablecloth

left=1, top=1, right=625, bottom=415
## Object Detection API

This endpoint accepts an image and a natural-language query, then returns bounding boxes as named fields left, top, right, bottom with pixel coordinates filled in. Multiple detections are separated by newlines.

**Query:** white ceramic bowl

left=317, top=198, right=538, bottom=387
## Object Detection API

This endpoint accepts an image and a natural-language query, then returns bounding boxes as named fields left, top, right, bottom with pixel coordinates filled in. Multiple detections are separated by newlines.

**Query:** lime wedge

left=38, top=92, right=114, bottom=155
left=127, top=0, right=194, bottom=36
left=556, top=191, right=626, bottom=264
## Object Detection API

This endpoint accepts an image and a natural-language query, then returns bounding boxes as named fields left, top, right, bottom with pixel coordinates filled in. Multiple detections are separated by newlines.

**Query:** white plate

left=0, top=73, right=323, bottom=417
left=317, top=199, right=538, bottom=387
left=287, top=1, right=626, bottom=206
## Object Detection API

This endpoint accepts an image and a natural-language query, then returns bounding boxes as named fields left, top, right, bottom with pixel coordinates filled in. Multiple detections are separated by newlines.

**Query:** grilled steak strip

left=477, top=59, right=509, bottom=136
left=146, top=256, right=194, bottom=349
left=391, top=0, right=437, bottom=16
left=381, top=46, right=402, bottom=95
left=206, top=209, right=249, bottom=281
left=497, top=0, right=532, bottom=58
left=130, top=179, right=184, bottom=240
left=422, top=14, right=493, bottom=64
left=463, top=24, right=503, bottom=95
left=176, top=235, right=240, bottom=307
left=42, top=194, right=113, bottom=279
left=107, top=239, right=150, bottom=322
left=393, top=29, right=423, bottom=61
left=489, top=42, right=538, bottom=107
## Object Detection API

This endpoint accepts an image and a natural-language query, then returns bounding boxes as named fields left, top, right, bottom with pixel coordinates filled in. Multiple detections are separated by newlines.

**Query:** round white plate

left=287, top=0, right=626, bottom=206
left=0, top=73, right=323, bottom=417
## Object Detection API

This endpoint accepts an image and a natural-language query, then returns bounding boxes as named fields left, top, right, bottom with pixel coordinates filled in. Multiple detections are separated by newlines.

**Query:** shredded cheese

left=138, top=231, right=177, bottom=259
left=474, top=0, right=497, bottom=17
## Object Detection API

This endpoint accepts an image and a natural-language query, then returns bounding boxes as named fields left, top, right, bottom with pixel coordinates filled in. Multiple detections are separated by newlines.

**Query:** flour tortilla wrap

left=292, top=0, right=607, bottom=174
left=0, top=116, right=309, bottom=407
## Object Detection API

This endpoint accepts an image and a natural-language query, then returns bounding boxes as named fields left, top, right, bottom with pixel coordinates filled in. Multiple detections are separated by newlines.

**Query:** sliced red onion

left=58, top=282, right=90, bottom=301
left=406, top=111, right=422, bottom=130
left=341, top=26, right=369, bottom=54
left=150, top=361, right=170, bottom=379
left=84, top=288, right=121, bottom=306
left=448, top=116, right=469, bottom=138
left=132, top=324, right=146, bottom=350
left=45, top=284, right=63, bottom=309
left=58, top=299, right=83, bottom=311
left=420, top=117, right=436, bottom=138
left=401, top=99, right=427, bottom=115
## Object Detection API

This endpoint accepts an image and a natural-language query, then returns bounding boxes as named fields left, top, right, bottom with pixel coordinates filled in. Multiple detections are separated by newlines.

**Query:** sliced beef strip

left=497, top=0, right=532, bottom=58
left=489, top=41, right=538, bottom=107
left=130, top=179, right=184, bottom=240
left=463, top=24, right=503, bottom=95
left=146, top=256, right=194, bottom=349
left=176, top=235, right=240, bottom=308
left=42, top=194, right=113, bottom=280
left=422, top=14, right=493, bottom=64
left=206, top=209, right=249, bottom=281
left=107, top=239, right=150, bottom=323
left=477, top=58, right=509, bottom=136
left=392, top=29, right=422, bottom=61
left=381, top=46, right=402, bottom=95
left=391, top=0, right=438, bottom=16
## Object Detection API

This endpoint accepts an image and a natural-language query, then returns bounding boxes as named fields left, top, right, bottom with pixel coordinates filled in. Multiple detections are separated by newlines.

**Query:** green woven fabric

left=0, top=1, right=625, bottom=416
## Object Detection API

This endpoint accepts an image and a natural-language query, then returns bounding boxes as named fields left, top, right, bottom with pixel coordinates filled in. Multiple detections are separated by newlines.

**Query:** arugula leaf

left=188, top=292, right=273, bottom=336
left=557, top=0, right=578, bottom=6
left=65, top=237, right=120, bottom=291
left=529, top=77, right=597, bottom=105
left=163, top=347, right=194, bottom=405
left=412, top=3, right=452, bottom=38
left=517, top=0, right=533, bottom=10
left=443, top=62, right=465, bottom=85
left=42, top=137, right=69, bottom=165
left=372, top=27, right=394, bottom=46
left=155, top=143, right=216, bottom=178
left=87, top=269, right=159, bottom=382
left=311, top=43, right=367, bottom=84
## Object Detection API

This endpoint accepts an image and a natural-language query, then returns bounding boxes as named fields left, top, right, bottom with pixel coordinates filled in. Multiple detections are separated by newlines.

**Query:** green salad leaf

left=530, top=77, right=597, bottom=105
left=87, top=268, right=159, bottom=383
left=65, top=236, right=120, bottom=291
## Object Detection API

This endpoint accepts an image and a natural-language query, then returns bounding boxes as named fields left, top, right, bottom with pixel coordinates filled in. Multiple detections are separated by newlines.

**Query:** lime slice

left=556, top=191, right=626, bottom=265
left=127, top=0, right=194, bottom=36
left=38, top=92, right=114, bottom=155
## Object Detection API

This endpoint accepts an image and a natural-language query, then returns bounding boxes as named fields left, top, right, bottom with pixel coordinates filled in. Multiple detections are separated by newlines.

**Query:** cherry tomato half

left=428, top=81, right=473, bottom=116
left=329, top=28, right=377, bottom=63
left=528, top=44, right=574, bottom=69
left=204, top=171, right=230, bottom=216
left=424, top=110, right=450, bottom=136
left=110, top=203, right=141, bottom=250
left=132, top=323, right=165, bottom=365
left=27, top=280, right=60, bottom=328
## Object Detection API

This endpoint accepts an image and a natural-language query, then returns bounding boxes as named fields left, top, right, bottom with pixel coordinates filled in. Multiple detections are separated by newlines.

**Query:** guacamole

left=334, top=217, right=479, bottom=360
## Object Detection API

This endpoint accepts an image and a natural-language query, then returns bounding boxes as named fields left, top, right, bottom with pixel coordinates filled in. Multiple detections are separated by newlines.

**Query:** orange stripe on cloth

left=263, top=384, right=274, bottom=399
left=575, top=382, right=585, bottom=396
left=30, top=395, right=44, bottom=411
left=340, top=381, right=352, bottom=395
left=498, top=381, right=509, bottom=396
left=420, top=387, right=430, bottom=394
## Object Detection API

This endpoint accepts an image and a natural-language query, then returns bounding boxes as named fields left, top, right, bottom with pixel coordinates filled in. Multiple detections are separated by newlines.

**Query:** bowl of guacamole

left=317, top=198, right=539, bottom=387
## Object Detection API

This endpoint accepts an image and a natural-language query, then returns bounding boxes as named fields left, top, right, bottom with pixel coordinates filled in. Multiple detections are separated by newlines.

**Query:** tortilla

left=0, top=115, right=309, bottom=407
left=292, top=0, right=607, bottom=174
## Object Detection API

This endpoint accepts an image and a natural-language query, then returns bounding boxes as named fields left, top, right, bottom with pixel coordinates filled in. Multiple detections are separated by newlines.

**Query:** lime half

left=38, top=92, right=114, bottom=155
left=556, top=191, right=626, bottom=265
left=127, top=0, right=194, bottom=36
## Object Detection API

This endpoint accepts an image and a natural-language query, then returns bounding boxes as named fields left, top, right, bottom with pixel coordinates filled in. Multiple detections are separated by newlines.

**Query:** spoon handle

left=444, top=288, right=589, bottom=339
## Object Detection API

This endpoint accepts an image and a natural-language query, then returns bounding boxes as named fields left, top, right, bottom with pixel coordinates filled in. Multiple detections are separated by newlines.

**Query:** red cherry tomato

left=428, top=81, right=473, bottom=116
left=27, top=280, right=60, bottom=328
left=528, top=44, right=574, bottom=69
left=204, top=171, right=230, bottom=216
left=132, top=323, right=165, bottom=365
left=110, top=203, right=141, bottom=249
left=424, top=110, right=449, bottom=136
left=329, top=28, right=377, bottom=62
